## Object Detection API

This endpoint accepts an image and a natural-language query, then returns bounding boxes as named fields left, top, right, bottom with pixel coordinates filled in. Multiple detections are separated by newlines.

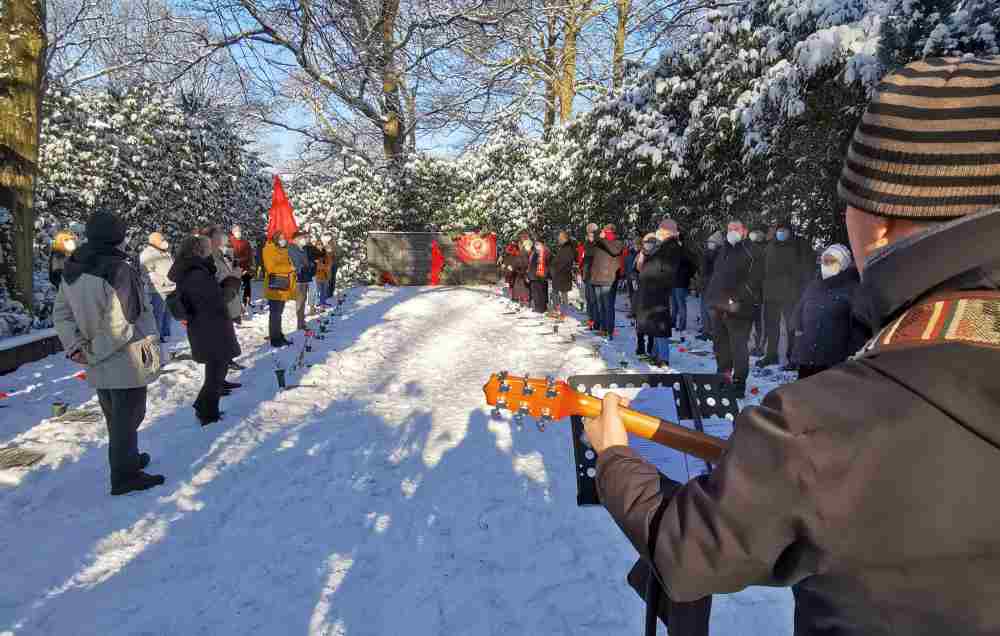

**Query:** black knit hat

left=838, top=56, right=1000, bottom=218
left=85, top=210, right=127, bottom=245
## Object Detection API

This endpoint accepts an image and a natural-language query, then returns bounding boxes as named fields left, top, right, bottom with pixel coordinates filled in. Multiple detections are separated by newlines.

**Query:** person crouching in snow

left=790, top=244, right=869, bottom=379
left=528, top=239, right=550, bottom=313
left=52, top=210, right=165, bottom=495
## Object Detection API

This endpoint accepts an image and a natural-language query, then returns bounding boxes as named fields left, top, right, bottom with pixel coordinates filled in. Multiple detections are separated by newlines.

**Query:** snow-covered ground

left=0, top=285, right=792, bottom=635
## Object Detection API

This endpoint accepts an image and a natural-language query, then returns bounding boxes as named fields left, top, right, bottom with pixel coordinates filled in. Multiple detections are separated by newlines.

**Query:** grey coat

left=54, top=246, right=161, bottom=390
left=139, top=244, right=176, bottom=295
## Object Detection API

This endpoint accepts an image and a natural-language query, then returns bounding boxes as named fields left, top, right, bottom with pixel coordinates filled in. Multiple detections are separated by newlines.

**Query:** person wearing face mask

left=582, top=57, right=1000, bottom=636
left=758, top=220, right=815, bottom=369
left=262, top=230, right=298, bottom=347
left=703, top=220, right=764, bottom=394
left=53, top=210, right=164, bottom=495
left=788, top=244, right=867, bottom=380
left=591, top=224, right=625, bottom=338
left=696, top=231, right=724, bottom=341
left=634, top=222, right=683, bottom=366
left=229, top=225, right=254, bottom=311
left=287, top=231, right=318, bottom=330
left=49, top=230, right=79, bottom=289
left=139, top=232, right=176, bottom=343
left=169, top=234, right=241, bottom=426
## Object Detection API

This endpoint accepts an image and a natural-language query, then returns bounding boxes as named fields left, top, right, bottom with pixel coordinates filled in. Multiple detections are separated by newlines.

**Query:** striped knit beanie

left=838, top=56, right=1000, bottom=219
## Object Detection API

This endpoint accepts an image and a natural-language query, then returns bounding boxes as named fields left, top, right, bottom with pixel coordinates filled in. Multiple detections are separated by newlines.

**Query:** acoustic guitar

left=483, top=372, right=728, bottom=463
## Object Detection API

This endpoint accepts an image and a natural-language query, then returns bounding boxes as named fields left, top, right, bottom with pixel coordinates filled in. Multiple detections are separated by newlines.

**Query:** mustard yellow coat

left=315, top=253, right=335, bottom=282
left=262, top=241, right=298, bottom=302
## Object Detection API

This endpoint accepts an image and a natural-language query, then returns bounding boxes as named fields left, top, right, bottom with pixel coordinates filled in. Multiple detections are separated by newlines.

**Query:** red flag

left=429, top=240, right=445, bottom=285
left=455, top=232, right=497, bottom=264
left=266, top=175, right=298, bottom=240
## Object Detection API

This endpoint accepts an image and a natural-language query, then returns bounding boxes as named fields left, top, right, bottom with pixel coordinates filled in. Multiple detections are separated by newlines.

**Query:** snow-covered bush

left=0, top=85, right=271, bottom=339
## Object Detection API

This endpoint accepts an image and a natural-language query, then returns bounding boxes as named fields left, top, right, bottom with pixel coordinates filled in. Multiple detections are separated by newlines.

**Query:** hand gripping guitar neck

left=483, top=372, right=727, bottom=463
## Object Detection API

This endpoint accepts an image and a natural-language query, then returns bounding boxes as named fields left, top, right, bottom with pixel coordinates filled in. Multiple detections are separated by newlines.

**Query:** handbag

left=267, top=273, right=291, bottom=291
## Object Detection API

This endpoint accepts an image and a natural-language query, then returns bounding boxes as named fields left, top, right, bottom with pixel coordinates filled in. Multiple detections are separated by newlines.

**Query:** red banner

left=266, top=175, right=299, bottom=240
left=429, top=240, right=445, bottom=285
left=454, top=233, right=497, bottom=263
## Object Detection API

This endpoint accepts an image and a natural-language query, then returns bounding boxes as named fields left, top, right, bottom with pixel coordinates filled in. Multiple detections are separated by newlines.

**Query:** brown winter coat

left=596, top=208, right=1000, bottom=636
left=589, top=236, right=623, bottom=285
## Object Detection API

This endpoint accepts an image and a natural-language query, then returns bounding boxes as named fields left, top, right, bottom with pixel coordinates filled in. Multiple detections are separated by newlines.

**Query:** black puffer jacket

left=635, top=238, right=681, bottom=337
left=673, top=248, right=698, bottom=290
left=168, top=256, right=240, bottom=364
left=790, top=267, right=869, bottom=368
left=765, top=237, right=814, bottom=302
left=704, top=240, right=764, bottom=317
left=550, top=241, right=577, bottom=292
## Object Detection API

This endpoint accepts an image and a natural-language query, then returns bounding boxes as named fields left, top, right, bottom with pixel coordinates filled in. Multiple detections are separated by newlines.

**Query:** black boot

left=139, top=452, right=150, bottom=470
left=228, top=361, right=246, bottom=371
left=222, top=381, right=242, bottom=390
left=197, top=411, right=226, bottom=427
left=111, top=471, right=165, bottom=496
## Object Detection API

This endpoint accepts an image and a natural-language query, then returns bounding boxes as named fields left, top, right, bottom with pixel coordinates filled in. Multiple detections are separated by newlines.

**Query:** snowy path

left=0, top=286, right=791, bottom=635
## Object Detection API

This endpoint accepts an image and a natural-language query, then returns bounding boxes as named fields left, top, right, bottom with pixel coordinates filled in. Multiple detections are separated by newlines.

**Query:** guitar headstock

left=482, top=372, right=576, bottom=430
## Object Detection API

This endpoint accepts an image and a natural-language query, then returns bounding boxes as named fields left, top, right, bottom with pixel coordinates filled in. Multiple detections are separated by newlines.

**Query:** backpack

left=165, top=290, right=190, bottom=321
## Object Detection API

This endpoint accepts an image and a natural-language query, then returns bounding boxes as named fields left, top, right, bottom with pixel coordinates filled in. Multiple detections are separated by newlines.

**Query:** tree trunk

left=380, top=0, right=403, bottom=160
left=404, top=82, right=417, bottom=152
left=559, top=26, right=579, bottom=123
left=0, top=0, right=46, bottom=311
left=543, top=11, right=559, bottom=135
left=612, top=0, right=630, bottom=91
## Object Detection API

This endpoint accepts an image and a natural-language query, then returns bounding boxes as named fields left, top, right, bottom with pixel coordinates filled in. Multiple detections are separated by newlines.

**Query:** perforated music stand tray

left=567, top=373, right=743, bottom=507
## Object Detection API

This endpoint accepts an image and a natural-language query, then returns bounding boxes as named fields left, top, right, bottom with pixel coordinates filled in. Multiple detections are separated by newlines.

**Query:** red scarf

left=535, top=247, right=547, bottom=277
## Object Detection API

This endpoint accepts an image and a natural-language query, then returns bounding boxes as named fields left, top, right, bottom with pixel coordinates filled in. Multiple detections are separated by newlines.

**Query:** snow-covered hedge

left=0, top=85, right=270, bottom=338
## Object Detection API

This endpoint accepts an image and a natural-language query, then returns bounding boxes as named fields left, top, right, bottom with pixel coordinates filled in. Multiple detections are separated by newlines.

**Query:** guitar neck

left=570, top=391, right=727, bottom=463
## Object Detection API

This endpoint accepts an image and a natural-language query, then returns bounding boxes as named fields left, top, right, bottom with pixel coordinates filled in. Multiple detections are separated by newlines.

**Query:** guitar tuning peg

left=521, top=375, right=535, bottom=396
left=537, top=414, right=552, bottom=432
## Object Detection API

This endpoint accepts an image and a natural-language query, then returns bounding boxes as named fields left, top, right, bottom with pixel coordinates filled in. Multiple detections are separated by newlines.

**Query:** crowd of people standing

left=501, top=214, right=870, bottom=396
left=50, top=215, right=342, bottom=496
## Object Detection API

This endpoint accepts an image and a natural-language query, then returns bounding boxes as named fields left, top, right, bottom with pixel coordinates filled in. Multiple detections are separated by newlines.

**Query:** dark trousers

left=296, top=285, right=308, bottom=329
left=241, top=273, right=253, bottom=307
left=672, top=287, right=690, bottom=331
left=797, top=364, right=830, bottom=380
left=97, top=387, right=148, bottom=487
left=765, top=297, right=797, bottom=360
left=530, top=280, right=549, bottom=313
left=593, top=284, right=613, bottom=333
left=750, top=301, right=764, bottom=348
left=609, top=279, right=620, bottom=328
left=585, top=282, right=597, bottom=325
left=269, top=300, right=285, bottom=344
left=194, top=358, right=228, bottom=419
left=712, top=311, right=753, bottom=383
left=699, top=293, right=713, bottom=336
